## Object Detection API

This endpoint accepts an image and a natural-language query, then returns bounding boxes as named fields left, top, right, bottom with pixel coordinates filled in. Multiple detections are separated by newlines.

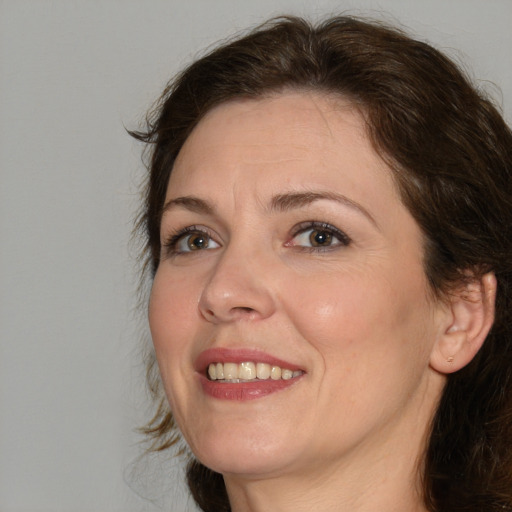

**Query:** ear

left=430, top=272, right=496, bottom=374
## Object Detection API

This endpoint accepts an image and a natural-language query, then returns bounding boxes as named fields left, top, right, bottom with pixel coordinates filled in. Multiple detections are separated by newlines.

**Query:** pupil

left=188, top=234, right=207, bottom=250
left=310, top=230, right=331, bottom=246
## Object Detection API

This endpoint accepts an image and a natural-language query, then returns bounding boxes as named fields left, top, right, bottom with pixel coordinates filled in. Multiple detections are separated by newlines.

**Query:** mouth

left=196, top=348, right=305, bottom=400
left=207, top=361, right=304, bottom=382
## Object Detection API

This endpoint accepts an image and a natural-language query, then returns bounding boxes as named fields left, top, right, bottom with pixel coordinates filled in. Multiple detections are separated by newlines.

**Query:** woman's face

left=149, top=92, right=447, bottom=480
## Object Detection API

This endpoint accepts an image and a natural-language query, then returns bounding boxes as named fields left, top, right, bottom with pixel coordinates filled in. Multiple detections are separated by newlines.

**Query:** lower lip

left=199, top=374, right=302, bottom=401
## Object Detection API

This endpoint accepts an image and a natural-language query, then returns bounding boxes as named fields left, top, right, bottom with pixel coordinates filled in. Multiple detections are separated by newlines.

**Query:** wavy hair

left=131, top=16, right=512, bottom=512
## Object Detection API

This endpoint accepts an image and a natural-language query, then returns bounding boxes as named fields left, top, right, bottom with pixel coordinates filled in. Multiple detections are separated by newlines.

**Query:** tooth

left=238, top=362, right=256, bottom=380
left=282, top=369, right=293, bottom=380
left=256, top=363, right=271, bottom=380
left=209, top=362, right=301, bottom=382
left=223, top=362, right=239, bottom=380
left=270, top=365, right=282, bottom=380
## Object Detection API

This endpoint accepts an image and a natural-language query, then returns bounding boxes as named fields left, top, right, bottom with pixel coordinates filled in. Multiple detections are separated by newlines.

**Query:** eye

left=164, top=226, right=220, bottom=255
left=288, top=222, right=351, bottom=250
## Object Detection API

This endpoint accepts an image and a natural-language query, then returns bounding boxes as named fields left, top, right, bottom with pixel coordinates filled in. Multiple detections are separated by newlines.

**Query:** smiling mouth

left=207, top=362, right=304, bottom=382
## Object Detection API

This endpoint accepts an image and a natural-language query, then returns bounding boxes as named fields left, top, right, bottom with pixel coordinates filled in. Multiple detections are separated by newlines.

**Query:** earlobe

left=430, top=272, right=496, bottom=374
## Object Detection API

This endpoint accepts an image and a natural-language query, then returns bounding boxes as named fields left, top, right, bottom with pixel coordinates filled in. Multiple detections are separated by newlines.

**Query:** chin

left=185, top=419, right=303, bottom=477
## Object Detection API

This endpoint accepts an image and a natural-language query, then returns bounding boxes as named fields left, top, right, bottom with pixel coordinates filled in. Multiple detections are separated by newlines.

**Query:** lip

left=195, top=348, right=305, bottom=401
left=199, top=375, right=302, bottom=400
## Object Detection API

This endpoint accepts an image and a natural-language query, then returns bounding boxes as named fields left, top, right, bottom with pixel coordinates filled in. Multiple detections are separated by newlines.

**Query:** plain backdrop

left=1, top=1, right=511, bottom=511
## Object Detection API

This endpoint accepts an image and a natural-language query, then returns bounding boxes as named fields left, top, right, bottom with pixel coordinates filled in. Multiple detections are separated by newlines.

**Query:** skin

left=149, top=91, right=466, bottom=512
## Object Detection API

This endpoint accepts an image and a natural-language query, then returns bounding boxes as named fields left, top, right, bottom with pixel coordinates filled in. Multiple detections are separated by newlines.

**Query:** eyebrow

left=162, top=191, right=378, bottom=228
left=162, top=196, right=214, bottom=216
left=269, top=191, right=378, bottom=228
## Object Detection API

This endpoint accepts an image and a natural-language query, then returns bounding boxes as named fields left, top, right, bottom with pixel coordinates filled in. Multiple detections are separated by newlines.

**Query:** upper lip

left=195, top=347, right=304, bottom=374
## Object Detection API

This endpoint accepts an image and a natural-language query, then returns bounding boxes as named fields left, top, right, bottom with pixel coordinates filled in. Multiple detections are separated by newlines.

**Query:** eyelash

left=163, top=225, right=219, bottom=256
left=162, top=221, right=351, bottom=256
left=288, top=221, right=352, bottom=252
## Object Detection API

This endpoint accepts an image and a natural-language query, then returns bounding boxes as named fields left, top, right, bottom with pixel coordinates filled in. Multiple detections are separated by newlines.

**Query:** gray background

left=1, top=1, right=511, bottom=511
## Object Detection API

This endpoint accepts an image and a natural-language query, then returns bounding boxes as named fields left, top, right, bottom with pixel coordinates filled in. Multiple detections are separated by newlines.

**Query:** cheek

left=149, top=267, right=200, bottom=330
left=147, top=270, right=208, bottom=430
left=287, top=269, right=436, bottom=434
left=148, top=270, right=200, bottom=381
left=287, top=266, right=433, bottom=368
left=287, top=271, right=379, bottom=343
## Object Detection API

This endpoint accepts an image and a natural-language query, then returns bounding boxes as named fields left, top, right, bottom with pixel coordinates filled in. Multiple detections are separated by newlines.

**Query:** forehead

left=168, top=91, right=400, bottom=213
left=175, top=92, right=367, bottom=166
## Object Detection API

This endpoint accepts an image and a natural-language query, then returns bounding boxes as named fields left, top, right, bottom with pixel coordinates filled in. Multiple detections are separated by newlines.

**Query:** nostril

left=201, top=305, right=257, bottom=323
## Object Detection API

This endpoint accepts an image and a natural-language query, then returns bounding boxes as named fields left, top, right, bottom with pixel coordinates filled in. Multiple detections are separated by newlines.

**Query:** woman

left=132, top=16, right=512, bottom=512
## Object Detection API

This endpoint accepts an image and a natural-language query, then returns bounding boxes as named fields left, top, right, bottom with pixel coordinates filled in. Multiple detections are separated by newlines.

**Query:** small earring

left=447, top=356, right=454, bottom=363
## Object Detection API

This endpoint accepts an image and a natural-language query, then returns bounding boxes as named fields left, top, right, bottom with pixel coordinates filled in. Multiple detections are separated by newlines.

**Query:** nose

left=198, top=244, right=276, bottom=323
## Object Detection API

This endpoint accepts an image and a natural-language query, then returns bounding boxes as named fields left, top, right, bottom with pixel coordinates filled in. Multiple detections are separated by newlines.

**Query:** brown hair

left=132, top=16, right=512, bottom=512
